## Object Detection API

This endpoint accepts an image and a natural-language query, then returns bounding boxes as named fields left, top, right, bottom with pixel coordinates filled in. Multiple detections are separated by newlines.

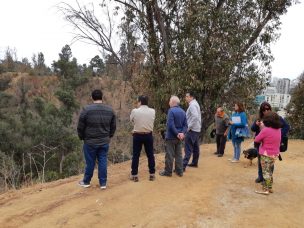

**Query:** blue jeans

left=83, top=143, right=109, bottom=186
left=183, top=131, right=200, bottom=168
left=232, top=141, right=241, bottom=160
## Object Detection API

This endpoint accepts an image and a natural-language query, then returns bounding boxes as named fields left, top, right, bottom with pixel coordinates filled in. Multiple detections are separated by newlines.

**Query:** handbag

left=235, top=125, right=250, bottom=138
left=280, top=136, right=288, bottom=152
left=210, top=129, right=216, bottom=138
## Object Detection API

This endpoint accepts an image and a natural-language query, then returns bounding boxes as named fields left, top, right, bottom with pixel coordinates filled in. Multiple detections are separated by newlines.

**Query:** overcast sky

left=0, top=0, right=303, bottom=80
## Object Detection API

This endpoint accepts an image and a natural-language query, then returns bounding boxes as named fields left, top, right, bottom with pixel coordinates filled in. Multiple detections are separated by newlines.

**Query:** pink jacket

left=254, top=127, right=281, bottom=157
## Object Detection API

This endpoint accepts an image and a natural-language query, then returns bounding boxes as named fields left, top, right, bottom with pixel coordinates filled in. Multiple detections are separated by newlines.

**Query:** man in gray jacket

left=77, top=89, right=116, bottom=189
left=183, top=92, right=201, bottom=170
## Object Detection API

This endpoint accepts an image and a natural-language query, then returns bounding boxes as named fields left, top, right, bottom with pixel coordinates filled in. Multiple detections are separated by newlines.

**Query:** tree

left=287, top=72, right=304, bottom=139
left=89, top=55, right=105, bottom=76
left=61, top=0, right=294, bottom=138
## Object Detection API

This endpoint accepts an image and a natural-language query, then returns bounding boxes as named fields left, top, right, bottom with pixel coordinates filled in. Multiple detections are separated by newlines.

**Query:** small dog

left=243, top=148, right=258, bottom=167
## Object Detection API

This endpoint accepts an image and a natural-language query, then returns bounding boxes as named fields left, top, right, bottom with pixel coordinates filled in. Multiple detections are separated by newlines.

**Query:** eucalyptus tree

left=60, top=0, right=294, bottom=136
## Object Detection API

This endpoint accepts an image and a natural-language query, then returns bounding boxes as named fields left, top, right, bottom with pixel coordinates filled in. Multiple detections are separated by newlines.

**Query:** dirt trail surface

left=1, top=140, right=304, bottom=228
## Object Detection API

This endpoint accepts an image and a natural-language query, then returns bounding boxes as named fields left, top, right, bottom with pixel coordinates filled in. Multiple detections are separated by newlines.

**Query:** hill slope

left=1, top=140, right=304, bottom=228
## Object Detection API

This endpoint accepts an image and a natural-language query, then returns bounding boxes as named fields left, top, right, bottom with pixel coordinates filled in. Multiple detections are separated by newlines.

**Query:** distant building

left=256, top=77, right=292, bottom=109
left=276, top=78, right=290, bottom=94
left=264, top=93, right=291, bottom=109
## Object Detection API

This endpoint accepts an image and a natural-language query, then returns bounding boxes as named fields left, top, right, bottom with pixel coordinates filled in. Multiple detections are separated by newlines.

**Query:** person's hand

left=229, top=121, right=233, bottom=125
left=259, top=121, right=265, bottom=129
left=177, top=133, right=185, bottom=140
left=224, top=132, right=228, bottom=137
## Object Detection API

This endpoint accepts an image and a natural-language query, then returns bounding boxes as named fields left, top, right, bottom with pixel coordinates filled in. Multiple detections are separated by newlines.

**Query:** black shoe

left=130, top=175, right=139, bottom=182
left=149, top=174, right=155, bottom=181
left=188, top=163, right=198, bottom=168
left=176, top=173, right=183, bottom=177
left=214, top=152, right=218, bottom=155
left=217, top=154, right=223, bottom=157
left=255, top=178, right=263, bottom=183
left=159, top=170, right=172, bottom=177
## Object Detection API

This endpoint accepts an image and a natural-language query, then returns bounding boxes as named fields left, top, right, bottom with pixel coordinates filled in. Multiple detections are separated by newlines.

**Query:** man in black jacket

left=77, top=89, right=116, bottom=189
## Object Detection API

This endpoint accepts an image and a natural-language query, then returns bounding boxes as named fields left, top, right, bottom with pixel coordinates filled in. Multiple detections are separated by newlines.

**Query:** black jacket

left=77, top=103, right=116, bottom=145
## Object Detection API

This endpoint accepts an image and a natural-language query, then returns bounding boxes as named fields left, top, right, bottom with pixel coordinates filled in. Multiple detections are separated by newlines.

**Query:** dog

left=242, top=148, right=258, bottom=167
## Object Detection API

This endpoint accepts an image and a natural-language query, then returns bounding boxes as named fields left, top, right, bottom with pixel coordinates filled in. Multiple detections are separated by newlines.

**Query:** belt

left=133, top=132, right=152, bottom=135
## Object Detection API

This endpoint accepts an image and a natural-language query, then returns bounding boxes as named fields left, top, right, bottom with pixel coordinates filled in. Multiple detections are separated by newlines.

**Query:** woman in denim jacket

left=228, top=102, right=248, bottom=163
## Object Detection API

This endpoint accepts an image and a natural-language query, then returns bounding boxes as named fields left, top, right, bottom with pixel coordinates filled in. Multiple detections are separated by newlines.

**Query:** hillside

left=1, top=140, right=303, bottom=228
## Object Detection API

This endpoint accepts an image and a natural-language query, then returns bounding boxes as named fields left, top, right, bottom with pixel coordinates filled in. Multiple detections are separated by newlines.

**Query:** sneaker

left=130, top=175, right=139, bottom=182
left=231, top=159, right=240, bottom=163
left=159, top=170, right=172, bottom=177
left=149, top=174, right=155, bottom=181
left=255, top=190, right=269, bottom=195
left=78, top=181, right=90, bottom=188
left=214, top=152, right=219, bottom=155
left=100, top=185, right=107, bottom=190
left=188, top=163, right=198, bottom=168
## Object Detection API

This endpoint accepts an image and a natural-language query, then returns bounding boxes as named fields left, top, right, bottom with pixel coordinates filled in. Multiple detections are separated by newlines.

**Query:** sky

left=0, top=0, right=303, bottom=80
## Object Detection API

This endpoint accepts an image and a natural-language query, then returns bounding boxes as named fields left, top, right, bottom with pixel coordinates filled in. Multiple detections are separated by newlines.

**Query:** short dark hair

left=138, top=95, right=148, bottom=105
left=92, top=89, right=103, bottom=101
left=259, top=101, right=272, bottom=119
left=262, top=111, right=282, bottom=129
left=186, top=91, right=195, bottom=98
left=235, top=102, right=245, bottom=112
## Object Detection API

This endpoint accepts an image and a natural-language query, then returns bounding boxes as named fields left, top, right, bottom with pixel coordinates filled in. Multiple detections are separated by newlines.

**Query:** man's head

left=216, top=107, right=224, bottom=116
left=92, top=89, right=103, bottom=101
left=185, top=92, right=195, bottom=103
left=169, top=96, right=180, bottom=107
left=137, top=95, right=148, bottom=107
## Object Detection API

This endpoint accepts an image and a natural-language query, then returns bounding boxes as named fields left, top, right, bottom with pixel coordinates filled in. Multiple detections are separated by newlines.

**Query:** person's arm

left=168, top=110, right=178, bottom=137
left=251, top=120, right=260, bottom=132
left=280, top=117, right=290, bottom=137
left=110, top=112, right=116, bottom=138
left=254, top=128, right=266, bottom=143
left=77, top=108, right=87, bottom=140
left=130, top=109, right=135, bottom=123
left=182, top=114, right=188, bottom=134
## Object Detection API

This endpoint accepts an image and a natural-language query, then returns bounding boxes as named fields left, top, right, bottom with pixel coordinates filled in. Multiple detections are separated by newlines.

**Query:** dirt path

left=1, top=140, right=304, bottom=228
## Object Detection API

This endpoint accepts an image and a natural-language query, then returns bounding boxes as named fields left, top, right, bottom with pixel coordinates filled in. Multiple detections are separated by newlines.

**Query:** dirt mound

left=0, top=140, right=303, bottom=228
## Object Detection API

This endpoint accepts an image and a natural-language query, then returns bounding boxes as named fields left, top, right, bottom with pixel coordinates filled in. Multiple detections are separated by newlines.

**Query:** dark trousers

left=164, top=139, right=183, bottom=175
left=216, top=134, right=227, bottom=155
left=83, top=143, right=109, bottom=186
left=183, top=131, right=200, bottom=168
left=131, top=133, right=155, bottom=176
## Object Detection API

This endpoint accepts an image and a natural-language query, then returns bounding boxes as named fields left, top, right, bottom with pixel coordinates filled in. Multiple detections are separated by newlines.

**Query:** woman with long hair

left=229, top=102, right=248, bottom=163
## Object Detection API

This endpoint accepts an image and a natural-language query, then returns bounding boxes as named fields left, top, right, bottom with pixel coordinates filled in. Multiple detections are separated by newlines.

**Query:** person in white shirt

left=130, top=95, right=156, bottom=182
left=183, top=92, right=202, bottom=170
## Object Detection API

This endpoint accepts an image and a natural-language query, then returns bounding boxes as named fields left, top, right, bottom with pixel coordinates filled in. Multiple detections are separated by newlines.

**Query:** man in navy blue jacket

left=159, top=96, right=188, bottom=177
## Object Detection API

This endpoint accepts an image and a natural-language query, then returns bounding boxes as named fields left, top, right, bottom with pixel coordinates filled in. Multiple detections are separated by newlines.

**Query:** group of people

left=214, top=101, right=289, bottom=195
left=77, top=89, right=289, bottom=195
left=77, top=90, right=201, bottom=189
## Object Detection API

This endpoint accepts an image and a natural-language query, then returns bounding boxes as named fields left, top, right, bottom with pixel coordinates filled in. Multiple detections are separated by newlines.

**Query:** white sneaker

left=231, top=159, right=240, bottom=163
left=100, top=185, right=107, bottom=190
left=228, top=158, right=233, bottom=161
left=78, top=181, right=90, bottom=188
